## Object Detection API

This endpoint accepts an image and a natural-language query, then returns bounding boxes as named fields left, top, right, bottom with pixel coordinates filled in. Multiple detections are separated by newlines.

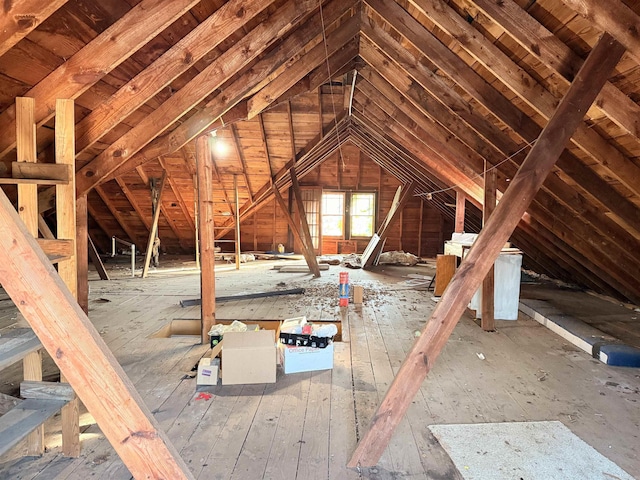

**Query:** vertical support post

left=347, top=32, right=624, bottom=468
left=193, top=174, right=200, bottom=269
left=273, top=186, right=319, bottom=273
left=481, top=162, right=497, bottom=331
left=16, top=96, right=43, bottom=456
left=196, top=135, right=215, bottom=343
left=55, top=98, right=80, bottom=457
left=131, top=244, right=135, bottom=278
left=417, top=200, right=424, bottom=258
left=76, top=195, right=89, bottom=314
left=455, top=190, right=465, bottom=233
left=142, top=170, right=167, bottom=278
left=234, top=175, right=241, bottom=270
left=289, top=167, right=321, bottom=277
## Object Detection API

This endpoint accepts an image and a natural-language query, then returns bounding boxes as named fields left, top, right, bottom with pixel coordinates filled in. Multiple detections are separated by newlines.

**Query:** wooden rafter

left=94, top=185, right=142, bottom=247
left=0, top=0, right=69, bottom=58
left=229, top=125, right=254, bottom=202
left=247, top=13, right=360, bottom=118
left=158, top=157, right=196, bottom=233
left=74, top=0, right=272, bottom=155
left=349, top=31, right=625, bottom=468
left=466, top=0, right=640, bottom=139
left=0, top=0, right=201, bottom=159
left=560, top=0, right=640, bottom=65
left=407, top=0, right=640, bottom=197
left=102, top=0, right=357, bottom=182
left=362, top=4, right=640, bottom=240
left=357, top=44, right=640, bottom=269
left=76, top=0, right=318, bottom=196
left=353, top=80, right=640, bottom=299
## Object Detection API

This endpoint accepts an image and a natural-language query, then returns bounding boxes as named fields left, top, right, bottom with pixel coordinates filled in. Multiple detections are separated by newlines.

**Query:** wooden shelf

left=0, top=398, right=70, bottom=457
left=0, top=329, right=41, bottom=371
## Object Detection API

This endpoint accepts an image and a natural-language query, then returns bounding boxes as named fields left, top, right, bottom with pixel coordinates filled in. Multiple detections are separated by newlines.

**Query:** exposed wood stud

left=196, top=135, right=216, bottom=342
left=481, top=161, right=497, bottom=332
left=142, top=171, right=167, bottom=278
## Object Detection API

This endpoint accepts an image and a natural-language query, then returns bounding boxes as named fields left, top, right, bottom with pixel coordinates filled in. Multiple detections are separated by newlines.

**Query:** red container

left=339, top=271, right=349, bottom=285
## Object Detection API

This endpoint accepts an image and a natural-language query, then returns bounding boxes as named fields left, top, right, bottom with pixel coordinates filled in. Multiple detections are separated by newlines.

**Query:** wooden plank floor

left=0, top=257, right=639, bottom=479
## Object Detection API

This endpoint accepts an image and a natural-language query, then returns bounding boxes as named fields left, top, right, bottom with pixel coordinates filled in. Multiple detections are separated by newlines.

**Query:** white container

left=470, top=253, right=522, bottom=320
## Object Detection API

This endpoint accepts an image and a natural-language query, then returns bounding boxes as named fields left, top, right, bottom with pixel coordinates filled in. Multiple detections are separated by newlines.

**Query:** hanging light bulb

left=210, top=130, right=228, bottom=156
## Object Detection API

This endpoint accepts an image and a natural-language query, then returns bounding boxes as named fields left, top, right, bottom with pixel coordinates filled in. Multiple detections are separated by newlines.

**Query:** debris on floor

left=378, top=250, right=420, bottom=266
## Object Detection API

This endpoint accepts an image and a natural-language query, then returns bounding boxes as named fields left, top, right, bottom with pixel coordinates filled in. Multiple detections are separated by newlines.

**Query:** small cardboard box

left=197, top=357, right=219, bottom=386
left=279, top=343, right=334, bottom=374
left=222, top=330, right=276, bottom=385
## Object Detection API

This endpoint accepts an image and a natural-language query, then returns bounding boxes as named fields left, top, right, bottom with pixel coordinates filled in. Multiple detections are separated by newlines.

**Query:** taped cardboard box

left=222, top=330, right=276, bottom=385
left=278, top=343, right=334, bottom=374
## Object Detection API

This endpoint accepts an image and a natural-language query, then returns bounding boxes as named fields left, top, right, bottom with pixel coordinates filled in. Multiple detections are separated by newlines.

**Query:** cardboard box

left=279, top=343, right=334, bottom=374
left=222, top=330, right=276, bottom=385
left=197, top=357, right=219, bottom=386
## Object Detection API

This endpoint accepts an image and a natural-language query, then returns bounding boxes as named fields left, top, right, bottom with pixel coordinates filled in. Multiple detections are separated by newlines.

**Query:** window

left=322, top=192, right=345, bottom=236
left=350, top=193, right=375, bottom=237
left=320, top=191, right=376, bottom=238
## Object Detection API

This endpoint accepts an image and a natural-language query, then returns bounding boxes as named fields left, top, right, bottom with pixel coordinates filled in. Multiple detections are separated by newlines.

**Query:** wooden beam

left=357, top=48, right=640, bottom=269
left=467, top=0, right=640, bottom=139
left=16, top=98, right=38, bottom=236
left=11, top=163, right=71, bottom=183
left=408, top=0, right=640, bottom=198
left=234, top=175, right=241, bottom=271
left=481, top=162, right=496, bottom=332
left=102, top=0, right=356, bottom=181
left=54, top=98, right=80, bottom=458
left=88, top=235, right=110, bottom=281
left=142, top=171, right=167, bottom=278
left=0, top=0, right=69, bottom=57
left=272, top=186, right=320, bottom=274
left=76, top=0, right=317, bottom=195
left=364, top=0, right=640, bottom=232
left=258, top=114, right=274, bottom=180
left=289, top=167, right=321, bottom=277
left=74, top=0, right=271, bottom=155
left=560, top=0, right=640, bottom=65
left=229, top=126, right=253, bottom=202
left=196, top=136, right=216, bottom=343
left=454, top=191, right=465, bottom=233
left=0, top=0, right=200, bottom=160
left=247, top=13, right=360, bottom=118
left=76, top=196, right=89, bottom=314
left=94, top=185, right=141, bottom=247
left=348, top=31, right=624, bottom=467
left=16, top=97, right=42, bottom=455
left=0, top=189, right=193, bottom=479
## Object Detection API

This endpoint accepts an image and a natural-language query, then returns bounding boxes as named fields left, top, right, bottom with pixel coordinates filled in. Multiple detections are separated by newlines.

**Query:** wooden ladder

left=0, top=97, right=80, bottom=458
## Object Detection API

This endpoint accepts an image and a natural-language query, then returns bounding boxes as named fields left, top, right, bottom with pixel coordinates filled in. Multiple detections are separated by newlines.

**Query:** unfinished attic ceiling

left=0, top=0, right=640, bottom=303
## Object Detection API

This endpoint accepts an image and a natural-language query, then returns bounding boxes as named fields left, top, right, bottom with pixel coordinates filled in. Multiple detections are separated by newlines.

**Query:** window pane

left=322, top=215, right=344, bottom=236
left=323, top=193, right=344, bottom=215
left=349, top=193, right=375, bottom=237
left=321, top=192, right=345, bottom=237
left=351, top=215, right=373, bottom=237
